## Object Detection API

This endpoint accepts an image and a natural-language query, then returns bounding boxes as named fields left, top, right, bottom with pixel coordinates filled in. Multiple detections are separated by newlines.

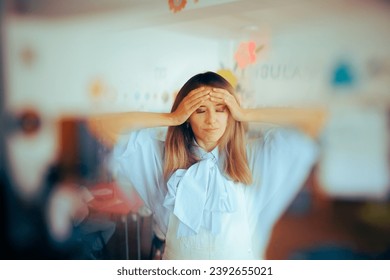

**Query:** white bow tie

left=163, top=149, right=237, bottom=237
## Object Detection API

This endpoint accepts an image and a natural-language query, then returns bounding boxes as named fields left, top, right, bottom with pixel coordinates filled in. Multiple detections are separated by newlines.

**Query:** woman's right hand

left=171, top=87, right=211, bottom=125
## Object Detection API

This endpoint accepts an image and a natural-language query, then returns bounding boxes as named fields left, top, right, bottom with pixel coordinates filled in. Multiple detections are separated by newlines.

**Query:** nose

left=206, top=110, right=217, bottom=124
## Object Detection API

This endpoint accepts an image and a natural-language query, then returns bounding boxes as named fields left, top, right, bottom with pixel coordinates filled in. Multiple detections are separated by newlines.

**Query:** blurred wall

left=4, top=18, right=225, bottom=116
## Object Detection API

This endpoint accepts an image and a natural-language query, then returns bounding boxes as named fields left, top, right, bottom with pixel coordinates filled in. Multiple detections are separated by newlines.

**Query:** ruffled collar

left=163, top=144, right=237, bottom=237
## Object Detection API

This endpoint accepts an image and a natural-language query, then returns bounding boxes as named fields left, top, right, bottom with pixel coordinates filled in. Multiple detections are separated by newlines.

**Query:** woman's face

left=188, top=93, right=229, bottom=152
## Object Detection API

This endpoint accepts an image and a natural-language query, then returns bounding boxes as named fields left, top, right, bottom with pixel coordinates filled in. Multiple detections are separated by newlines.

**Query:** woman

left=91, top=71, right=326, bottom=259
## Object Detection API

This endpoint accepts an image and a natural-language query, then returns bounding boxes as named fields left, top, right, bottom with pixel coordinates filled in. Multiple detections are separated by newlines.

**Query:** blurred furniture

left=88, top=181, right=143, bottom=259
left=266, top=171, right=390, bottom=260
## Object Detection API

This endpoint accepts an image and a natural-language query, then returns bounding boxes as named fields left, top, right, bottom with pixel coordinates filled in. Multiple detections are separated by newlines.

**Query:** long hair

left=164, top=72, right=252, bottom=185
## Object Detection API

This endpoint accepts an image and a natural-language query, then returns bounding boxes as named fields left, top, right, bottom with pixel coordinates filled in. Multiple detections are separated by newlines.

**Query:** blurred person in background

left=0, top=111, right=115, bottom=259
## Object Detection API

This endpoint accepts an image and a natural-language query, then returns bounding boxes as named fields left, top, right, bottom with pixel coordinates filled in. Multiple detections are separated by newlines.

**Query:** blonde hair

left=164, top=72, right=252, bottom=185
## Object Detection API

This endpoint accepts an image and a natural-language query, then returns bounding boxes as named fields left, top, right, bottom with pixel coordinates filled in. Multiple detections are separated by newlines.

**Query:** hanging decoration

left=88, top=77, right=118, bottom=103
left=20, top=46, right=36, bottom=68
left=168, top=0, right=187, bottom=13
left=89, top=78, right=105, bottom=100
left=234, top=41, right=264, bottom=70
left=168, top=0, right=198, bottom=13
left=331, top=60, right=355, bottom=88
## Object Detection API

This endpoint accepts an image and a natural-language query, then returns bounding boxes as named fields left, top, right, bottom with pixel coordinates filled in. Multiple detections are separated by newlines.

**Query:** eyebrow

left=198, top=104, right=225, bottom=109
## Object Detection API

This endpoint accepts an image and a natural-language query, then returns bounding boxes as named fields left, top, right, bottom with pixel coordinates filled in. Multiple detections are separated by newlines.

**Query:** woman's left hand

left=209, top=88, right=247, bottom=121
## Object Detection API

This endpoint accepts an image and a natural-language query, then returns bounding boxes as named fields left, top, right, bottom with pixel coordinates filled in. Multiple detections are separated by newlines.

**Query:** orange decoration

left=20, top=47, right=36, bottom=67
left=168, top=0, right=187, bottom=13
left=89, top=79, right=104, bottom=99
left=234, top=41, right=258, bottom=69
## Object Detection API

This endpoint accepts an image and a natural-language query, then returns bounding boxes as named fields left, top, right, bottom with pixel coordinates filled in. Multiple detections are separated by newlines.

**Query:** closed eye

left=216, top=105, right=226, bottom=112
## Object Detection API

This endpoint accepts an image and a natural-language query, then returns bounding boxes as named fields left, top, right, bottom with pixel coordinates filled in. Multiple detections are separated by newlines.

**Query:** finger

left=184, top=89, right=211, bottom=105
left=209, top=95, right=225, bottom=104
left=211, top=87, right=228, bottom=93
left=209, top=91, right=225, bottom=100
left=211, top=87, right=234, bottom=99
left=186, top=93, right=210, bottom=109
left=190, top=88, right=211, bottom=100
left=210, top=88, right=232, bottom=98
left=187, top=87, right=210, bottom=99
left=210, top=91, right=234, bottom=104
left=189, top=99, right=207, bottom=112
left=176, top=90, right=208, bottom=115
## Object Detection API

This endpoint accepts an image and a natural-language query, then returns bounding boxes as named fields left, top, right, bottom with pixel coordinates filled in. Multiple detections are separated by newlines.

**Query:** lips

left=204, top=128, right=219, bottom=132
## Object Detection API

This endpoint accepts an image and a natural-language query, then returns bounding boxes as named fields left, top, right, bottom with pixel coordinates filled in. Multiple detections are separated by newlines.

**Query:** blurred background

left=1, top=0, right=390, bottom=259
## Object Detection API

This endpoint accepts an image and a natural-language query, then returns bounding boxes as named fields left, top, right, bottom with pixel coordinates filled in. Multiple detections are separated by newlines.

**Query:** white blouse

left=110, top=127, right=318, bottom=259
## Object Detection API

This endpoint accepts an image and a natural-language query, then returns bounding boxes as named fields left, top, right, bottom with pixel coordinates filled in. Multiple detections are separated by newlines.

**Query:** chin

left=206, top=135, right=223, bottom=143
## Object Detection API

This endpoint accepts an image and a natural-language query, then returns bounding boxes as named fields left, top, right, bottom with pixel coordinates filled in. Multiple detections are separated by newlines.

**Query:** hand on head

left=171, top=87, right=211, bottom=125
left=209, top=88, right=246, bottom=122
left=172, top=86, right=246, bottom=126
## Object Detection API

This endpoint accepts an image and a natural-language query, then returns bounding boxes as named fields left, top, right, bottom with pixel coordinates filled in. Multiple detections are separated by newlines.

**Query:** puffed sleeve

left=110, top=128, right=170, bottom=234
left=245, top=127, right=319, bottom=258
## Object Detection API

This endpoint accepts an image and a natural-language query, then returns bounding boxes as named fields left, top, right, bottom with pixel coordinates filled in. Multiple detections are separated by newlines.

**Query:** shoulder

left=245, top=127, right=282, bottom=155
